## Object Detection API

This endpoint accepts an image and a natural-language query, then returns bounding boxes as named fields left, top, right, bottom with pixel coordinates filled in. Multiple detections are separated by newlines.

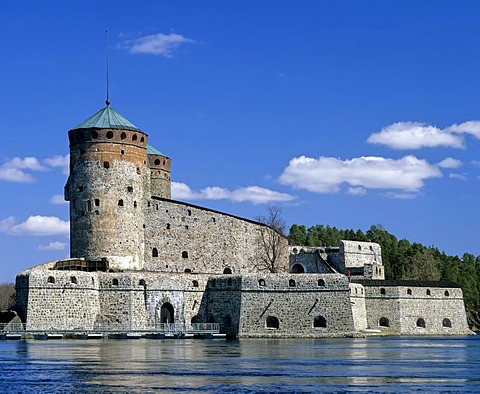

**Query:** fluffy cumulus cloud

left=38, top=241, right=67, bottom=251
left=437, top=158, right=462, bottom=169
left=367, top=120, right=480, bottom=150
left=279, top=155, right=442, bottom=195
left=0, top=216, right=69, bottom=236
left=0, top=157, right=46, bottom=182
left=121, top=33, right=196, bottom=57
left=172, top=182, right=296, bottom=205
left=367, top=122, right=464, bottom=149
left=0, top=155, right=69, bottom=183
left=446, top=121, right=480, bottom=138
left=43, top=155, right=69, bottom=175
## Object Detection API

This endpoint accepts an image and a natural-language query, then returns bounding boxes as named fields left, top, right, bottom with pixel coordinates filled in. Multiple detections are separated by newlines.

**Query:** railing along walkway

left=0, top=322, right=220, bottom=335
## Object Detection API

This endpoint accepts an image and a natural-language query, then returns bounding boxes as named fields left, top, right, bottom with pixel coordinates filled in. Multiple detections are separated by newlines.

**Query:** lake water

left=0, top=335, right=479, bottom=393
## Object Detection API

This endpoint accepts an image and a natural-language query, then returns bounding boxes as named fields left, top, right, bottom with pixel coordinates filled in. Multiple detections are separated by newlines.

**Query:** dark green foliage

left=288, top=223, right=480, bottom=311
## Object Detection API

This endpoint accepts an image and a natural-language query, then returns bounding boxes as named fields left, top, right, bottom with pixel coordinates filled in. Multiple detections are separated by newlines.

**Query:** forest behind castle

left=288, top=223, right=480, bottom=314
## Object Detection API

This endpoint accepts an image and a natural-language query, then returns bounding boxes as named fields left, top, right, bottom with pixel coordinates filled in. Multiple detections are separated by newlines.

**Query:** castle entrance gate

left=160, top=302, right=174, bottom=323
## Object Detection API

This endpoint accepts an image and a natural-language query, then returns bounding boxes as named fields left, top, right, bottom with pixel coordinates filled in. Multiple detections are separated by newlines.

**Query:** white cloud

left=367, top=122, right=464, bottom=149
left=38, top=241, right=67, bottom=251
left=44, top=155, right=69, bottom=175
left=0, top=154, right=69, bottom=183
left=0, top=215, right=69, bottom=236
left=279, top=155, right=442, bottom=195
left=172, top=182, right=296, bottom=205
left=121, top=33, right=196, bottom=57
left=348, top=187, right=366, bottom=196
left=446, top=121, right=480, bottom=138
left=449, top=173, right=467, bottom=181
left=438, top=158, right=462, bottom=169
left=50, top=194, right=68, bottom=205
left=0, top=157, right=47, bottom=183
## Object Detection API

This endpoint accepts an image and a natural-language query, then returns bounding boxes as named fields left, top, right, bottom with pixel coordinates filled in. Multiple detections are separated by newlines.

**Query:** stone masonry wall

left=363, top=284, right=469, bottom=335
left=144, top=198, right=289, bottom=275
left=208, top=274, right=356, bottom=338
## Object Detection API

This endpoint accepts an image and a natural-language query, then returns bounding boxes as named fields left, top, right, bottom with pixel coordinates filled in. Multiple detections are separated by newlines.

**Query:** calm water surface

left=0, top=335, right=479, bottom=393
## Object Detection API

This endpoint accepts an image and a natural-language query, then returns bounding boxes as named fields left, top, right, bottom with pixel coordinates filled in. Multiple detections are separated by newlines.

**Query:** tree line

left=289, top=223, right=480, bottom=312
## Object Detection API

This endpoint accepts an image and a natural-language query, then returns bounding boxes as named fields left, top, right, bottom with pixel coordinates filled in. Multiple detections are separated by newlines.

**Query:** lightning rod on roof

left=105, top=30, right=110, bottom=106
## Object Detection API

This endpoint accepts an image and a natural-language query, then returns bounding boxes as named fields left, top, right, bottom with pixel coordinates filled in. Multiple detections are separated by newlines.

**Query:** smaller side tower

left=147, top=145, right=171, bottom=199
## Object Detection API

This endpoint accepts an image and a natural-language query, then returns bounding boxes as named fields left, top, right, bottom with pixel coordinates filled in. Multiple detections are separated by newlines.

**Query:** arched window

left=118, top=199, right=124, bottom=207
left=152, top=248, right=158, bottom=257
left=120, top=132, right=127, bottom=140
left=132, top=134, right=137, bottom=141
left=186, top=209, right=191, bottom=216
left=191, top=315, right=200, bottom=324
left=444, top=290, right=450, bottom=297
left=258, top=279, right=266, bottom=287
left=407, top=288, right=412, bottom=295
left=106, top=131, right=114, bottom=139
left=379, top=317, right=390, bottom=327
left=416, top=318, right=426, bottom=328
left=358, top=245, right=362, bottom=251
left=192, top=280, right=199, bottom=288
left=182, top=251, right=188, bottom=258
left=442, top=318, right=452, bottom=328
left=91, top=130, right=98, bottom=139
left=289, top=279, right=296, bottom=287
left=266, top=316, right=279, bottom=329
left=139, top=279, right=146, bottom=286
left=223, top=267, right=232, bottom=274
left=313, top=315, right=327, bottom=328
left=210, top=217, right=216, bottom=223
left=184, top=268, right=192, bottom=273
left=103, top=161, right=110, bottom=169
left=291, top=264, right=304, bottom=273
left=380, top=288, right=386, bottom=295
left=426, top=289, right=431, bottom=296
left=71, top=276, right=77, bottom=284
left=154, top=159, right=160, bottom=165
left=112, top=278, right=119, bottom=286
left=47, top=276, right=55, bottom=284
left=318, top=279, right=325, bottom=287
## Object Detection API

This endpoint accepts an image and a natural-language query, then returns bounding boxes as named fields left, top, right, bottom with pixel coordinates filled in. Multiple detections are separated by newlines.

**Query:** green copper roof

left=72, top=106, right=141, bottom=131
left=147, top=144, right=166, bottom=156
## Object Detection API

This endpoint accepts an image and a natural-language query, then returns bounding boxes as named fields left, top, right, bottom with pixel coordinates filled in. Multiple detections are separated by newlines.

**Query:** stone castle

left=15, top=104, right=470, bottom=337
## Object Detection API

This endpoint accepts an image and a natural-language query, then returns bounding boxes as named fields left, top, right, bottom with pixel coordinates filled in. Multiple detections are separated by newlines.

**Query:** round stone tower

left=147, top=145, right=171, bottom=199
left=64, top=105, right=149, bottom=270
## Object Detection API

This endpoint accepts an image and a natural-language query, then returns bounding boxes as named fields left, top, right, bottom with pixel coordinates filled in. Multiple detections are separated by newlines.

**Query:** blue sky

left=1, top=1, right=480, bottom=282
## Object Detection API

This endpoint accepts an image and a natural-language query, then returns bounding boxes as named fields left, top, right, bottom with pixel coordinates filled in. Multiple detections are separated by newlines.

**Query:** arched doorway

left=160, top=302, right=174, bottom=323
left=291, top=264, right=305, bottom=273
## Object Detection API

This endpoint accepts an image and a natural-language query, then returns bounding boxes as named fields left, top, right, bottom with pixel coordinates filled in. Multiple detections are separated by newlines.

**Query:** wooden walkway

left=0, top=322, right=226, bottom=340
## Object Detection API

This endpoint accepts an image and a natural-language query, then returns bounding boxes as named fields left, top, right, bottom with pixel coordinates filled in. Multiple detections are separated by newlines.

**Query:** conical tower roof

left=71, top=106, right=141, bottom=131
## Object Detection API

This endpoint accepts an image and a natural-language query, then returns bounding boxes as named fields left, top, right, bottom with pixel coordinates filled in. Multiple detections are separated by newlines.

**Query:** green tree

left=288, top=224, right=307, bottom=245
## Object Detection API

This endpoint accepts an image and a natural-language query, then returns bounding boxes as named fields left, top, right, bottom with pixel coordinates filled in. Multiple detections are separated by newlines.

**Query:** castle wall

left=349, top=283, right=368, bottom=331
left=361, top=283, right=469, bottom=335
left=16, top=268, right=100, bottom=331
left=207, top=274, right=356, bottom=338
left=144, top=198, right=289, bottom=275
